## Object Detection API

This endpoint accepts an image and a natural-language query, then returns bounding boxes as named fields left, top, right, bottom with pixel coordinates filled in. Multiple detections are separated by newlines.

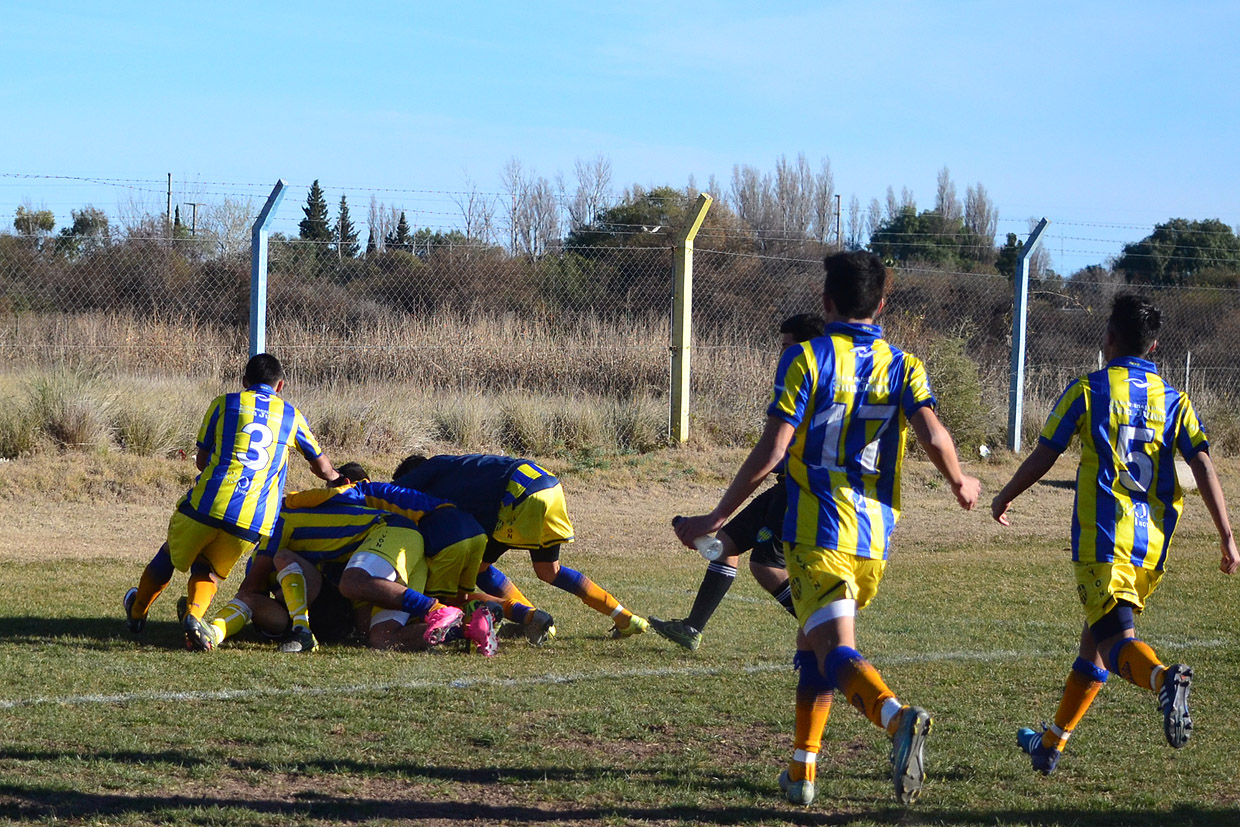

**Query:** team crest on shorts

left=756, top=527, right=773, bottom=543
left=1077, top=583, right=1088, bottom=605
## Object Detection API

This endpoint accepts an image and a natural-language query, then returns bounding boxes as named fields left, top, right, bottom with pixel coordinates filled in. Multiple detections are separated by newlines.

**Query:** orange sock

left=131, top=544, right=175, bottom=619
left=789, top=651, right=833, bottom=783
left=552, top=566, right=628, bottom=622
left=1112, top=638, right=1165, bottom=693
left=827, top=646, right=902, bottom=734
left=1043, top=657, right=1109, bottom=751
left=185, top=571, right=218, bottom=620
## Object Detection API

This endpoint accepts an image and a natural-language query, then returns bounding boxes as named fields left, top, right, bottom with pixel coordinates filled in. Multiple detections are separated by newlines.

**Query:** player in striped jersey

left=210, top=466, right=495, bottom=654
left=675, top=251, right=980, bottom=806
left=992, top=293, right=1239, bottom=774
left=650, top=314, right=826, bottom=651
left=123, top=353, right=345, bottom=651
left=394, top=453, right=645, bottom=642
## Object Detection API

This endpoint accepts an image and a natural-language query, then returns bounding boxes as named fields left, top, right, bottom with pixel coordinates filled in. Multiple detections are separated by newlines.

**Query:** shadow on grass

left=0, top=615, right=186, bottom=648
left=1, top=777, right=1238, bottom=827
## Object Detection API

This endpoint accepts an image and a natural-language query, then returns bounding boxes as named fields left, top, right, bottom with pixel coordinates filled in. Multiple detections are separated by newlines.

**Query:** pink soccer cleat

left=422, top=605, right=464, bottom=647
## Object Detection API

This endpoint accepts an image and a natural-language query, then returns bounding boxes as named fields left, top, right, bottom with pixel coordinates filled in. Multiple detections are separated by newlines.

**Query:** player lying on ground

left=124, top=353, right=345, bottom=651
left=394, top=453, right=645, bottom=643
left=676, top=251, right=980, bottom=807
left=650, top=313, right=825, bottom=650
left=992, top=292, right=1239, bottom=774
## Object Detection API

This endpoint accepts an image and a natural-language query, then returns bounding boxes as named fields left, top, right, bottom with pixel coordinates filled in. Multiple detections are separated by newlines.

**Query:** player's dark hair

left=822, top=251, right=888, bottom=319
left=336, top=462, right=369, bottom=483
left=392, top=454, right=429, bottom=482
left=243, top=353, right=284, bottom=387
left=779, top=313, right=826, bottom=342
left=1108, top=292, right=1161, bottom=356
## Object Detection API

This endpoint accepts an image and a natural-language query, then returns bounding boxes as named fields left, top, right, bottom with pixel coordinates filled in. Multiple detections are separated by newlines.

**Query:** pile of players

left=122, top=249, right=1240, bottom=808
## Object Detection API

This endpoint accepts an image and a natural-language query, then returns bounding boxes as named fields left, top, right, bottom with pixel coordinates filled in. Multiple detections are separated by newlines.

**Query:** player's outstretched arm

left=1187, top=451, right=1240, bottom=575
left=990, top=442, right=1060, bottom=526
left=308, top=454, right=346, bottom=486
left=674, top=417, right=794, bottom=549
left=909, top=406, right=980, bottom=510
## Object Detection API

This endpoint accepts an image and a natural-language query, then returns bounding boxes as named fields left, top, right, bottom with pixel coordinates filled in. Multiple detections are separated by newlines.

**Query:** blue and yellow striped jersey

left=180, top=384, right=324, bottom=540
left=1039, top=356, right=1209, bottom=569
left=767, top=322, right=936, bottom=559
left=394, top=454, right=558, bottom=532
left=258, top=484, right=427, bottom=565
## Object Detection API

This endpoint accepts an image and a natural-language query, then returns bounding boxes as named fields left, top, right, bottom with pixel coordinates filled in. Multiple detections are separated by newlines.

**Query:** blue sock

left=401, top=588, right=435, bottom=618
left=551, top=566, right=586, bottom=595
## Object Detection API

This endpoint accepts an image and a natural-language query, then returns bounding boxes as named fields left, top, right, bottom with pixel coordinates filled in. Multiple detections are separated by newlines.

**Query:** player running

left=992, top=292, right=1239, bottom=774
left=649, top=313, right=824, bottom=650
left=675, top=251, right=979, bottom=806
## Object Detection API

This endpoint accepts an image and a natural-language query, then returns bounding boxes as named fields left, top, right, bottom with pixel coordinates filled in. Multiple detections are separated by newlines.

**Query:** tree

left=385, top=211, right=412, bottom=252
left=934, top=166, right=961, bottom=225
left=201, top=197, right=255, bottom=257
left=13, top=204, right=55, bottom=238
left=964, top=182, right=999, bottom=265
left=869, top=205, right=992, bottom=270
left=996, top=233, right=1022, bottom=278
left=335, top=195, right=359, bottom=259
left=1114, top=218, right=1240, bottom=286
left=298, top=180, right=332, bottom=245
left=55, top=206, right=112, bottom=258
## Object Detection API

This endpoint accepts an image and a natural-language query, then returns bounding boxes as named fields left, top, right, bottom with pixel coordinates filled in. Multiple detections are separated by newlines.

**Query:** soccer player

left=650, top=313, right=825, bottom=650
left=394, top=453, right=646, bottom=642
left=123, top=353, right=345, bottom=651
left=675, top=251, right=980, bottom=806
left=991, top=292, right=1239, bottom=774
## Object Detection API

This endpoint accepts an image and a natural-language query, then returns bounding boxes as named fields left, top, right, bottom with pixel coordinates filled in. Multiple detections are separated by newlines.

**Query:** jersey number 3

left=236, top=422, right=275, bottom=471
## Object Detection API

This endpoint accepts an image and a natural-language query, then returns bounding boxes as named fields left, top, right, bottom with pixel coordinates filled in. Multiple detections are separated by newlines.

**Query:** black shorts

left=482, top=538, right=562, bottom=565
left=308, top=576, right=357, bottom=644
left=720, top=482, right=787, bottom=569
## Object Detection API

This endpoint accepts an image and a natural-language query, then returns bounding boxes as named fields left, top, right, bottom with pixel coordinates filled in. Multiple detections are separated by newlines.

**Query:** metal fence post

left=249, top=179, right=287, bottom=357
left=670, top=193, right=713, bottom=443
left=1007, top=217, right=1049, bottom=453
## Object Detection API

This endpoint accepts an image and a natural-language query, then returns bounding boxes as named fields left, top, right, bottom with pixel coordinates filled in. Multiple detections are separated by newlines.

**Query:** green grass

left=2, top=527, right=1239, bottom=827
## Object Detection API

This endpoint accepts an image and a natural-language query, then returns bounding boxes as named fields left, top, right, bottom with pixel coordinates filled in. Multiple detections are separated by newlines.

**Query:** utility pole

left=836, top=193, right=842, bottom=248
left=185, top=202, right=202, bottom=237
left=166, top=173, right=172, bottom=235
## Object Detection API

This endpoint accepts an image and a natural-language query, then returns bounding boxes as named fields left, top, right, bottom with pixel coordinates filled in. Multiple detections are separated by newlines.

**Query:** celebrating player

left=123, top=353, right=345, bottom=650
left=675, top=251, right=979, bottom=806
left=992, top=292, right=1239, bottom=774
left=649, top=313, right=825, bottom=650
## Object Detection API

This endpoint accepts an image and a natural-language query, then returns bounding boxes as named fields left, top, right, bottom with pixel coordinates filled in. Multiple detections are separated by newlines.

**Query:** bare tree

left=934, top=166, right=961, bottom=225
left=1027, top=216, right=1052, bottom=280
left=900, top=186, right=916, bottom=212
left=201, top=197, right=255, bottom=257
left=867, top=198, right=883, bottom=241
left=500, top=157, right=530, bottom=254
left=452, top=173, right=496, bottom=243
left=773, top=153, right=814, bottom=240
left=847, top=195, right=862, bottom=249
left=884, top=186, right=899, bottom=221
left=811, top=158, right=836, bottom=245
left=964, top=182, right=999, bottom=246
left=565, top=154, right=613, bottom=231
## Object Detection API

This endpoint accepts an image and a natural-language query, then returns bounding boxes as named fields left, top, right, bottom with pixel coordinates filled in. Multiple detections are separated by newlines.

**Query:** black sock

left=771, top=580, right=796, bottom=617
left=685, top=562, right=737, bottom=631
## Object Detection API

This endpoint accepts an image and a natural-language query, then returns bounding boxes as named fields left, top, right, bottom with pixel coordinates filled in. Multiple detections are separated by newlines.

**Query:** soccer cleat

left=123, top=587, right=145, bottom=634
left=648, top=616, right=702, bottom=651
left=890, top=706, right=933, bottom=805
left=608, top=614, right=649, bottom=639
left=778, top=769, right=815, bottom=806
left=463, top=604, right=499, bottom=657
left=1017, top=725, right=1062, bottom=775
left=422, top=605, right=465, bottom=647
left=524, top=609, right=557, bottom=646
left=279, top=626, right=319, bottom=654
left=1158, top=663, right=1194, bottom=748
left=183, top=613, right=220, bottom=652
left=175, top=596, right=189, bottom=624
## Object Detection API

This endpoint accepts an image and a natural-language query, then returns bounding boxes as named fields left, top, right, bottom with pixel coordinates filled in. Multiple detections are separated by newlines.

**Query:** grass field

left=1, top=450, right=1239, bottom=826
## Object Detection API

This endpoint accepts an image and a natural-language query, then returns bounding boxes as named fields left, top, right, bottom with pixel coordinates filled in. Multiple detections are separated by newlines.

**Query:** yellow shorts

left=1075, top=561, right=1163, bottom=627
left=494, top=485, right=575, bottom=550
left=785, top=543, right=887, bottom=626
left=348, top=524, right=482, bottom=603
left=166, top=510, right=256, bottom=578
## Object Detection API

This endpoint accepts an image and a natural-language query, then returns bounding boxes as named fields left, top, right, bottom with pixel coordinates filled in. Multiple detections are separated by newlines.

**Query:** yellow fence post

left=670, top=192, right=713, bottom=443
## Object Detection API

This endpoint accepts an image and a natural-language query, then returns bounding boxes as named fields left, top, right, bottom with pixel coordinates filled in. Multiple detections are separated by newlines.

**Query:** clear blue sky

left=2, top=0, right=1237, bottom=273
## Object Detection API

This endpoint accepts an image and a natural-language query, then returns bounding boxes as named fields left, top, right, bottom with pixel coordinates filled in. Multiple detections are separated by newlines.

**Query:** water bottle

left=672, top=516, right=725, bottom=561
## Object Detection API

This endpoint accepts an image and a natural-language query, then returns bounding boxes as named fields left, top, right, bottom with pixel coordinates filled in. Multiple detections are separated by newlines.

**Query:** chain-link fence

left=3, top=229, right=1240, bottom=457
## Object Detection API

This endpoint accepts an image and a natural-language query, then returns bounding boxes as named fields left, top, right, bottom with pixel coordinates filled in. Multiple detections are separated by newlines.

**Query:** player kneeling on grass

left=394, top=453, right=645, bottom=643
left=991, top=292, right=1239, bottom=775
left=675, top=251, right=980, bottom=807
left=124, top=353, right=345, bottom=651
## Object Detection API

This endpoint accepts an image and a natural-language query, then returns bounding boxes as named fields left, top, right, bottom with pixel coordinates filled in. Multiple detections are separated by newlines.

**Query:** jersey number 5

left=1117, top=424, right=1155, bottom=492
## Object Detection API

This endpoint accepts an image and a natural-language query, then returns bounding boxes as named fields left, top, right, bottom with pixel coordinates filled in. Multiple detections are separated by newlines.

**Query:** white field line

left=0, top=640, right=1231, bottom=711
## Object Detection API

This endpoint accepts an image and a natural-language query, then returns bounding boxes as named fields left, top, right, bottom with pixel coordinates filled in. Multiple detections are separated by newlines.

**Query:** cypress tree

left=386, top=211, right=412, bottom=252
